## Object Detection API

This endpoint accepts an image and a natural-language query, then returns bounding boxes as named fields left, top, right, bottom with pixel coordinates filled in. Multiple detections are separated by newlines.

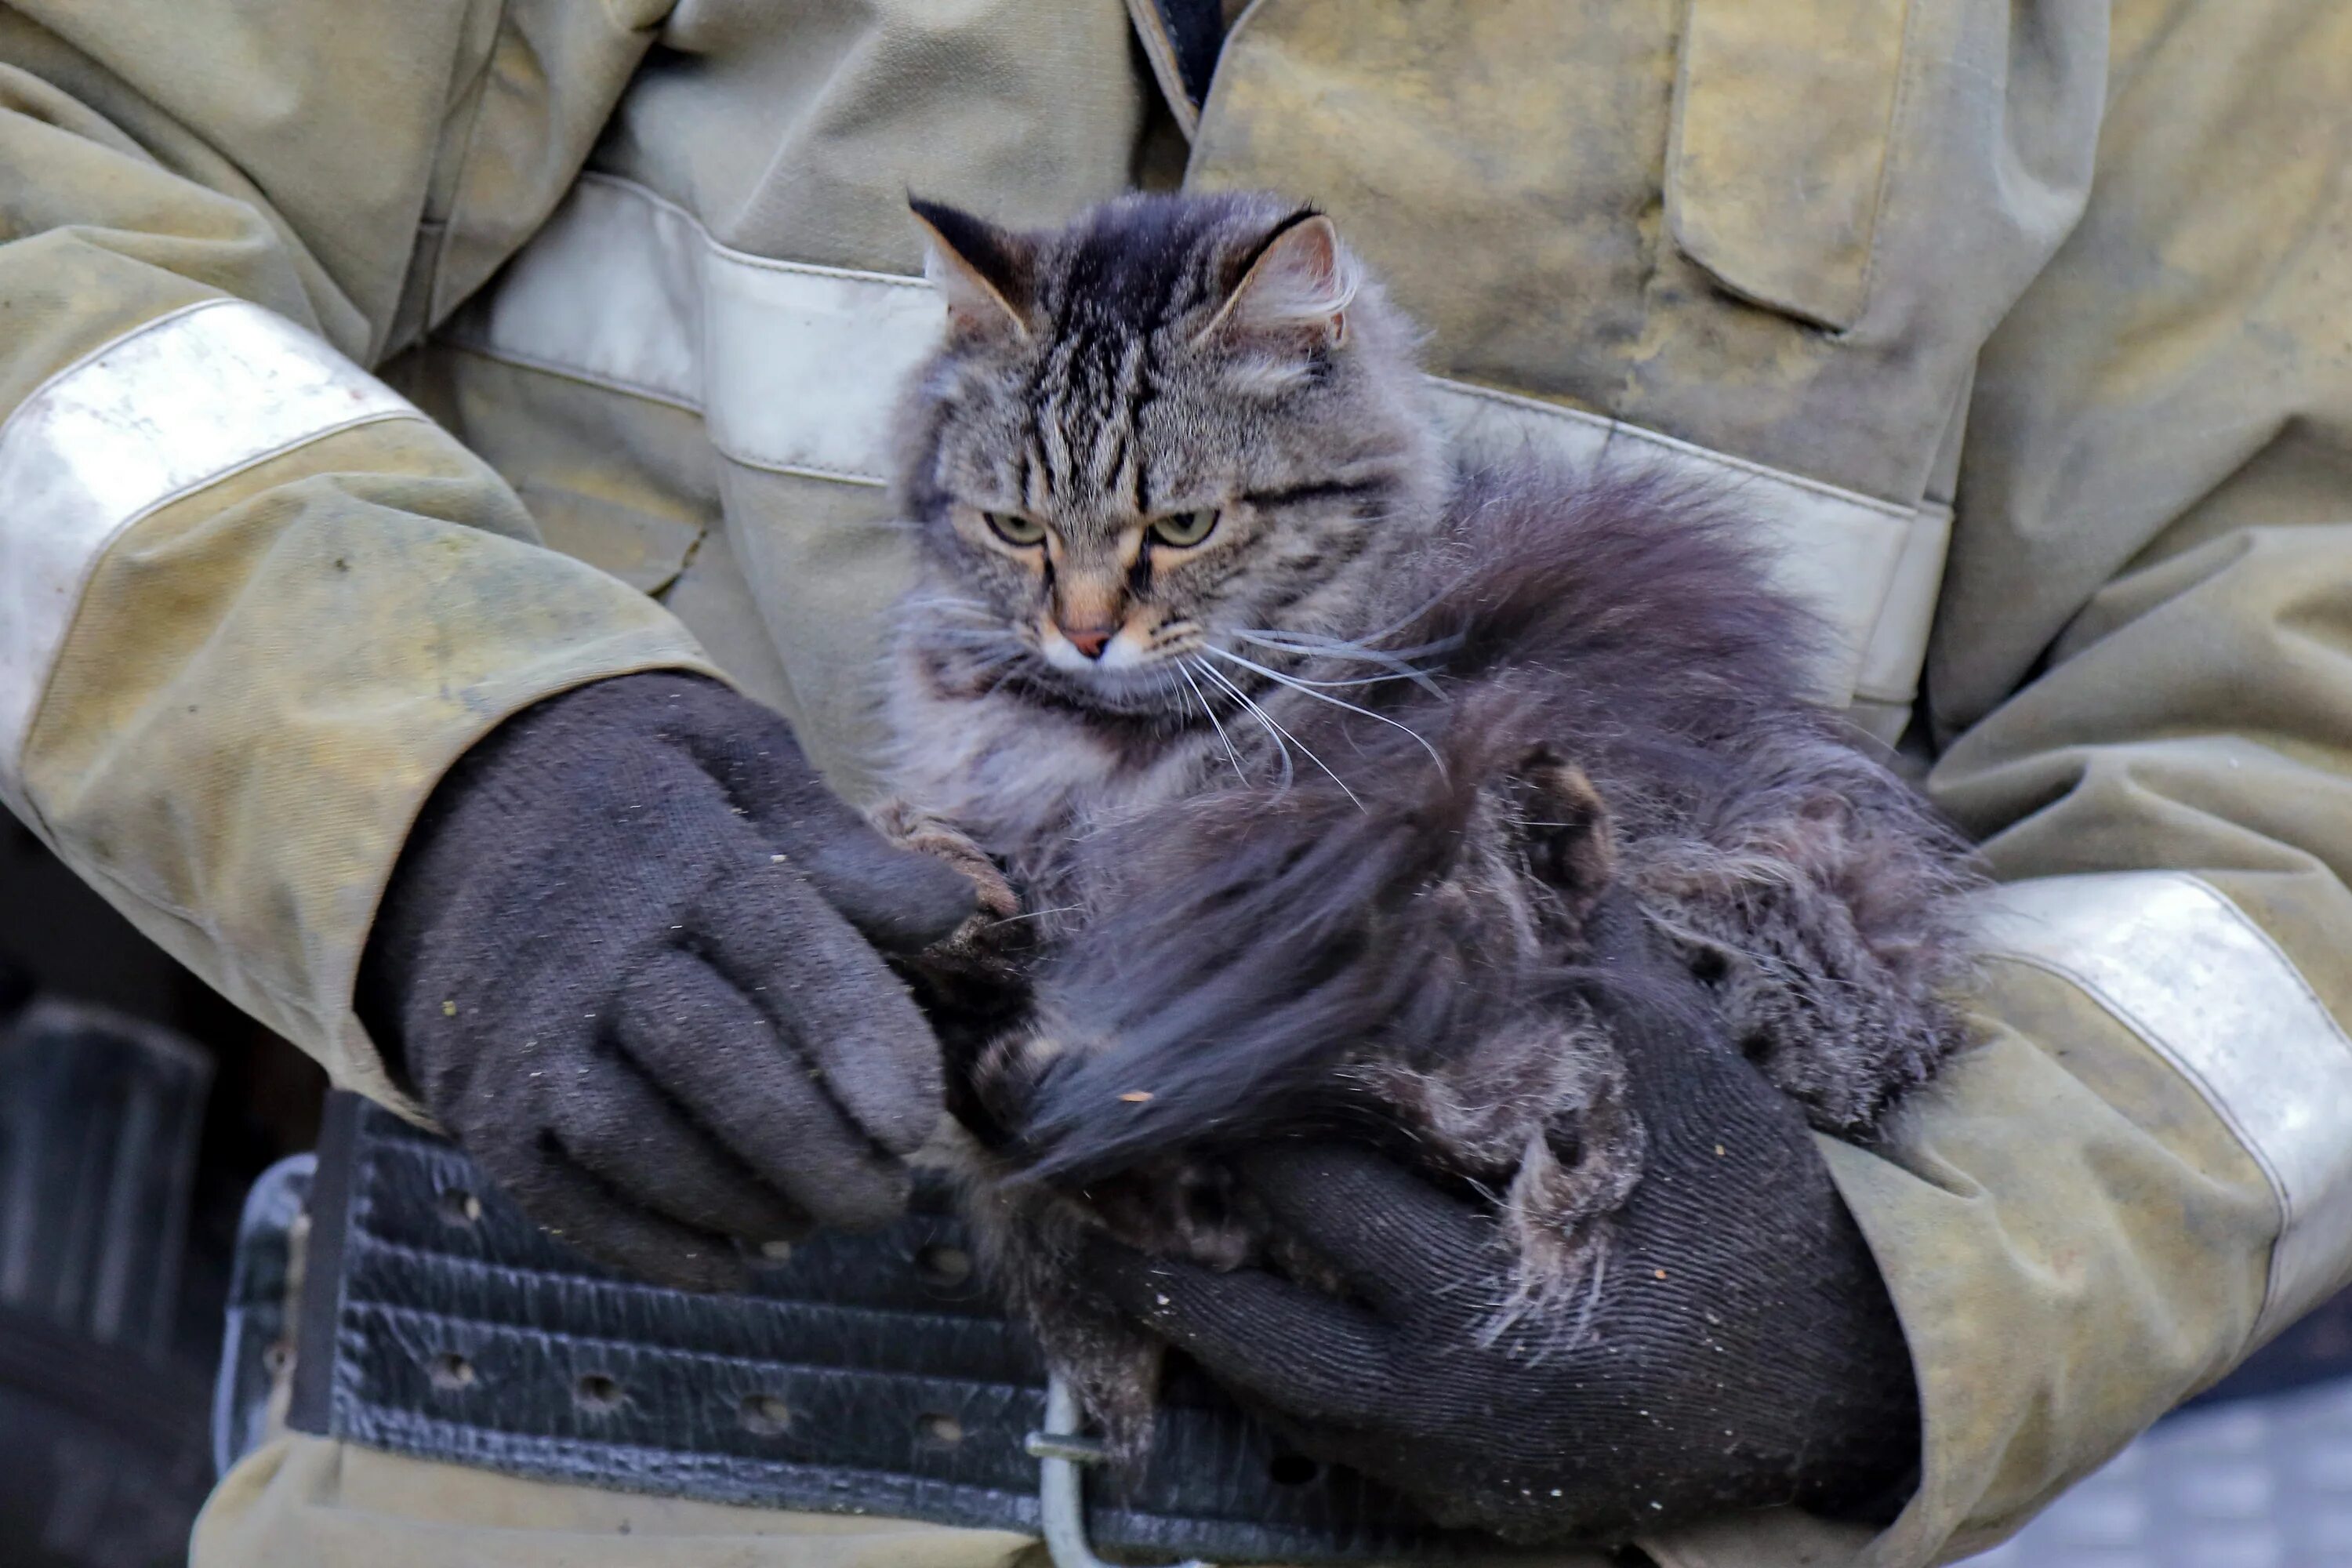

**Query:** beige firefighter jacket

left=0, top=2, right=2347, bottom=1565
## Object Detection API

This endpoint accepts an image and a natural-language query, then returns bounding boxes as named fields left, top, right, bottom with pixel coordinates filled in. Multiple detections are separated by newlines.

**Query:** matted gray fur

left=873, top=190, right=1980, bottom=1454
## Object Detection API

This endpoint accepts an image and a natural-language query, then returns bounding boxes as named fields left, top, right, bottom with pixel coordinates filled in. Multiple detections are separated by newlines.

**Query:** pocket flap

left=1667, top=0, right=1913, bottom=332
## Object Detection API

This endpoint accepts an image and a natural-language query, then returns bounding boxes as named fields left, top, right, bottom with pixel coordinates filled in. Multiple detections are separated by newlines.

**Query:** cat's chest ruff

left=891, top=678, right=1208, bottom=854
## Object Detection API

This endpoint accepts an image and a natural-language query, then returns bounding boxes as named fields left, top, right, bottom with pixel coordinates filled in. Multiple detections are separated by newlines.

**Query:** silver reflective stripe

left=456, top=174, right=936, bottom=488
left=702, top=248, right=945, bottom=486
left=448, top=174, right=1951, bottom=710
left=0, top=300, right=421, bottom=812
left=1974, top=872, right=2352, bottom=1340
left=1423, top=378, right=1949, bottom=706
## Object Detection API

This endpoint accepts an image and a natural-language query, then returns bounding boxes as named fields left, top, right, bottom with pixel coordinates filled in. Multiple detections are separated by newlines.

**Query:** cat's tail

left=1007, top=681, right=1611, bottom=1184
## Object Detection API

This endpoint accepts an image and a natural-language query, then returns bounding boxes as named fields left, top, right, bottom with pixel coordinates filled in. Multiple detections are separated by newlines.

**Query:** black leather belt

left=285, top=1093, right=1485, bottom=1563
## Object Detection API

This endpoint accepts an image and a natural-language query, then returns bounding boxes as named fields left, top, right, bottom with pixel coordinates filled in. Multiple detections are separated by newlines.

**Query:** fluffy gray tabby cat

left=873, top=191, right=1978, bottom=1451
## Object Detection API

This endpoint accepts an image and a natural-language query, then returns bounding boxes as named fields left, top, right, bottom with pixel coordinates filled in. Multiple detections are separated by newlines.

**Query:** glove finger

left=688, top=868, right=947, bottom=1157
left=1232, top=1143, right=1497, bottom=1317
left=615, top=943, right=918, bottom=1232
left=548, top=1044, right=815, bottom=1247
left=483, top=1133, right=751, bottom=1293
left=790, top=830, right=981, bottom=956
left=668, top=701, right=977, bottom=953
left=1577, top=891, right=1807, bottom=1138
left=1081, top=1236, right=1401, bottom=1428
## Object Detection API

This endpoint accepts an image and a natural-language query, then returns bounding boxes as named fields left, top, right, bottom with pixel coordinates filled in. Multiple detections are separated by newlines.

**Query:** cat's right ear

left=1198, top=209, right=1359, bottom=350
left=909, top=198, right=1033, bottom=342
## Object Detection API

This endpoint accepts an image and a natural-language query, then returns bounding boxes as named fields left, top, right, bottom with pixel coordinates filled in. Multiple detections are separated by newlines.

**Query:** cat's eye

left=983, top=511, right=1047, bottom=547
left=1148, top=510, right=1219, bottom=549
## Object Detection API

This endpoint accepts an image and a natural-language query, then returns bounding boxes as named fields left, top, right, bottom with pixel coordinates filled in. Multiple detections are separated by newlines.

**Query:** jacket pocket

left=1666, top=0, right=1916, bottom=332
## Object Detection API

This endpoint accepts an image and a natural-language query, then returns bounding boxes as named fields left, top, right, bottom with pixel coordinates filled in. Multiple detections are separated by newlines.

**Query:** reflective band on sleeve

left=1422, top=378, right=1944, bottom=705
left=701, top=249, right=947, bottom=488
left=1974, top=872, right=2352, bottom=1340
left=446, top=173, right=1951, bottom=710
left=0, top=299, right=421, bottom=807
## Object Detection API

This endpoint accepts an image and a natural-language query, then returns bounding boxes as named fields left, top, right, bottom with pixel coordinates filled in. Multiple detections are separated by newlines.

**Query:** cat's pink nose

left=1062, top=626, right=1113, bottom=660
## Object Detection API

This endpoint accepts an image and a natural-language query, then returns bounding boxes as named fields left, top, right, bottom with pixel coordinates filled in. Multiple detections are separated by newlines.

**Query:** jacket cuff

left=1832, top=870, right=2347, bottom=1564
left=1971, top=873, right=2352, bottom=1339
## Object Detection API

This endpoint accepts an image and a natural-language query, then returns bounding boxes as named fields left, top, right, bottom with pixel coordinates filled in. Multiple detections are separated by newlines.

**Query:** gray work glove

left=1083, top=898, right=1922, bottom=1544
left=357, top=673, right=975, bottom=1290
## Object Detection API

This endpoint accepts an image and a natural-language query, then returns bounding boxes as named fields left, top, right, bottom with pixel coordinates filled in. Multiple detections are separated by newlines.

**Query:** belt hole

left=574, top=1373, right=625, bottom=1414
left=739, top=1394, right=791, bottom=1436
left=427, top=1352, right=476, bottom=1392
left=918, top=1412, right=964, bottom=1449
left=437, top=1187, right=483, bottom=1226
left=1269, top=1453, right=1319, bottom=1486
left=918, top=1243, right=972, bottom=1286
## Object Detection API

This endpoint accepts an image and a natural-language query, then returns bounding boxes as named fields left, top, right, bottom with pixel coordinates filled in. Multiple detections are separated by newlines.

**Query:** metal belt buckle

left=1025, top=1375, right=1216, bottom=1568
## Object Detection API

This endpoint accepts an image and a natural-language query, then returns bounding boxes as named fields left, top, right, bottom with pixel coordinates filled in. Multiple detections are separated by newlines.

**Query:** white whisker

left=1243, top=627, right=1464, bottom=662
left=1177, top=659, right=1248, bottom=784
left=1203, top=645, right=1449, bottom=779
left=1190, top=657, right=1293, bottom=793
left=988, top=904, right=1083, bottom=927
left=1322, top=573, right=1477, bottom=648
left=1239, top=626, right=1465, bottom=662
left=1232, top=629, right=1457, bottom=695
left=1194, top=657, right=1364, bottom=810
left=1217, top=658, right=1430, bottom=691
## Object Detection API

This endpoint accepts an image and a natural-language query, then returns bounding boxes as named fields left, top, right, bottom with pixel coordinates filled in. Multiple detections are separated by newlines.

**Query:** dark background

left=0, top=818, right=323, bottom=1566
left=0, top=817, right=326, bottom=1361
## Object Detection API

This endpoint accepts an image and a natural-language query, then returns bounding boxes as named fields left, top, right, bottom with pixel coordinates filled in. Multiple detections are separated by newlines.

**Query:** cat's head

left=894, top=191, right=1442, bottom=719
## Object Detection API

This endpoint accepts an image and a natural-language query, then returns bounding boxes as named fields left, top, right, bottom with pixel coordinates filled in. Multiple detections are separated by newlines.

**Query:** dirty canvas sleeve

left=0, top=4, right=712, bottom=1113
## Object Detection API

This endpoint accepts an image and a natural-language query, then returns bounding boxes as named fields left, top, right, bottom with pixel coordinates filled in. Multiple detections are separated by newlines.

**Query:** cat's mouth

left=1036, top=614, right=1204, bottom=673
left=1019, top=654, right=1199, bottom=720
left=1015, top=619, right=1213, bottom=716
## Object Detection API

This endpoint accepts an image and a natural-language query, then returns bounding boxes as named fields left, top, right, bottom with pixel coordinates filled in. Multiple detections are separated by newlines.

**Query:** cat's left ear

left=1200, top=209, right=1359, bottom=350
left=909, top=197, right=1035, bottom=341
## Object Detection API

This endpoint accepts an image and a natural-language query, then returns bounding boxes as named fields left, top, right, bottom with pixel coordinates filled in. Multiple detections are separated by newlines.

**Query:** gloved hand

left=1084, top=901, right=1922, bottom=1544
left=357, top=673, right=975, bottom=1291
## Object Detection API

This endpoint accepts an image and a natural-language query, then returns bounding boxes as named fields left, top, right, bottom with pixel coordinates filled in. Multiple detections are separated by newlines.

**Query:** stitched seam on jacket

left=437, top=336, right=703, bottom=415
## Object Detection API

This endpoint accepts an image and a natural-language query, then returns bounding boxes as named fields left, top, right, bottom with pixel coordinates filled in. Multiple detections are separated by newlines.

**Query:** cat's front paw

left=868, top=799, right=1021, bottom=935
